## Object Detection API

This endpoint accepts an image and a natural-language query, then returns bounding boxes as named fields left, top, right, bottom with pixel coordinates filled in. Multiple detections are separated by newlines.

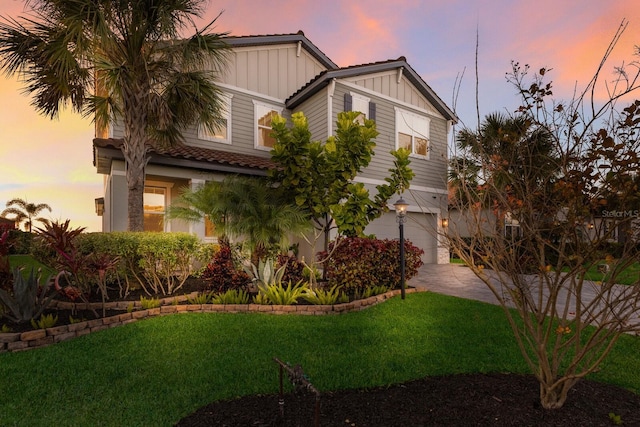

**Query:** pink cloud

left=484, top=0, right=640, bottom=102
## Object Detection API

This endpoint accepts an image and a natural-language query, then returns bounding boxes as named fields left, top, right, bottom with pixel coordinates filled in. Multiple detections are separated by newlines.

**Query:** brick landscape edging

left=0, top=288, right=419, bottom=353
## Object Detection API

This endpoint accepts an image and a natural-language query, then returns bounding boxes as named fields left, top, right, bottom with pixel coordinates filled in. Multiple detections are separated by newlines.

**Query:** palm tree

left=1, top=198, right=52, bottom=232
left=454, top=112, right=557, bottom=205
left=0, top=0, right=230, bottom=231
left=168, top=176, right=311, bottom=263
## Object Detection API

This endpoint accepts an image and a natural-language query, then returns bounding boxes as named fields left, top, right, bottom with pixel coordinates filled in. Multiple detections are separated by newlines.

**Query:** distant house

left=0, top=217, right=15, bottom=233
left=93, top=31, right=457, bottom=264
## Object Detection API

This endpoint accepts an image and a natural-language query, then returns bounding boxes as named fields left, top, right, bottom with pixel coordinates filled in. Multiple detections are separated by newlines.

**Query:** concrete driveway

left=409, top=263, right=640, bottom=333
left=409, top=263, right=500, bottom=305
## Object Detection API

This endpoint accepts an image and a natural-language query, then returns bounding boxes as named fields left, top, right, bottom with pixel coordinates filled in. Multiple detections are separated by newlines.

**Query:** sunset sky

left=0, top=0, right=638, bottom=232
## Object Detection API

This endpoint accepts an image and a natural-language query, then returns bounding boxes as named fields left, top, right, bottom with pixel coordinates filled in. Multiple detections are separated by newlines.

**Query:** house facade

left=93, top=31, right=457, bottom=264
left=0, top=217, right=15, bottom=233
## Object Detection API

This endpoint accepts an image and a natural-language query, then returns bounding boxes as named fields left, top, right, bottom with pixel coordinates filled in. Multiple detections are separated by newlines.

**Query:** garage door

left=365, top=212, right=438, bottom=264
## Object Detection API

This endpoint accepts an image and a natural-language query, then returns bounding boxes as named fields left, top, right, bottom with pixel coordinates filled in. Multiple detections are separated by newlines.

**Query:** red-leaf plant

left=35, top=220, right=90, bottom=302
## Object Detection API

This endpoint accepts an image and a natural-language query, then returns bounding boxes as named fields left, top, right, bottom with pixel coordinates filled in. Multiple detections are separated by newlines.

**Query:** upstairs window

left=198, top=94, right=232, bottom=144
left=344, top=92, right=376, bottom=123
left=395, top=107, right=429, bottom=158
left=254, top=101, right=282, bottom=150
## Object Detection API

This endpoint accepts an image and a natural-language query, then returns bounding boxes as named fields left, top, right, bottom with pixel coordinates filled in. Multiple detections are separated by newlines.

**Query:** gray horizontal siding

left=333, top=85, right=447, bottom=189
left=331, top=84, right=448, bottom=191
left=294, top=88, right=328, bottom=141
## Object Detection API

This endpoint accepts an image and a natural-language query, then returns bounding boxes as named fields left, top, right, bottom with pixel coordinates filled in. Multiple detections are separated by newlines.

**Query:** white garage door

left=365, top=212, right=438, bottom=264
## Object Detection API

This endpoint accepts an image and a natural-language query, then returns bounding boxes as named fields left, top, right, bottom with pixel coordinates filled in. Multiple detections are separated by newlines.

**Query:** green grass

left=583, top=261, right=640, bottom=285
left=8, top=254, right=56, bottom=279
left=453, top=256, right=639, bottom=285
left=1, top=293, right=639, bottom=426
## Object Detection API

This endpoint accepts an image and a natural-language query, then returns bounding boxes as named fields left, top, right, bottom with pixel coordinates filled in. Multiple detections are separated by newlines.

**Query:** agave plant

left=244, top=258, right=287, bottom=292
left=0, top=267, right=53, bottom=324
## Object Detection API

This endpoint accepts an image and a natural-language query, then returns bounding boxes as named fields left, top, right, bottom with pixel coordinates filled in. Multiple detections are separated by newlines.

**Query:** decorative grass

left=0, top=293, right=639, bottom=426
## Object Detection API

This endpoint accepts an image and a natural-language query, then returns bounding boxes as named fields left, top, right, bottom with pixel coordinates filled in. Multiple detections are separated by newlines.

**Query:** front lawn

left=584, top=261, right=640, bottom=285
left=8, top=254, right=56, bottom=279
left=1, top=292, right=639, bottom=426
left=452, top=256, right=640, bottom=286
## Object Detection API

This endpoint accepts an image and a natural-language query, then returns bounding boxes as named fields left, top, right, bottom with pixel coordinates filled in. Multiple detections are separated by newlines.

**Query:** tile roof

left=93, top=138, right=274, bottom=174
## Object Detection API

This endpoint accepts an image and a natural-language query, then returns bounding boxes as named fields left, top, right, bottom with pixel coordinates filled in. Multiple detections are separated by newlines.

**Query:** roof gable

left=286, top=58, right=457, bottom=122
left=224, top=31, right=338, bottom=70
left=219, top=31, right=338, bottom=100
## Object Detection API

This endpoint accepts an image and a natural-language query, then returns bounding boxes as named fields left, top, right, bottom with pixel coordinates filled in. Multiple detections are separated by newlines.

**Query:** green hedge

left=77, top=232, right=208, bottom=296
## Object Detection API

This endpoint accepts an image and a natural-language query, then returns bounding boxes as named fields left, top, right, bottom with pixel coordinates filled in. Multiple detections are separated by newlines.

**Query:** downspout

left=327, top=78, right=336, bottom=137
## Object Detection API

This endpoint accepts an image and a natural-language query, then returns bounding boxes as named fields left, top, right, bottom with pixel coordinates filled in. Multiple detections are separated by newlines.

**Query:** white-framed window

left=143, top=186, right=167, bottom=232
left=351, top=92, right=370, bottom=124
left=395, top=107, right=430, bottom=158
left=254, top=101, right=282, bottom=150
left=344, top=92, right=376, bottom=123
left=143, top=182, right=174, bottom=232
left=198, top=94, right=233, bottom=144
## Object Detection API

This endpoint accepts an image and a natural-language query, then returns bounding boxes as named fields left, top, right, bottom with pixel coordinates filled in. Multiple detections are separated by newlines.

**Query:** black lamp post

left=393, top=197, right=409, bottom=300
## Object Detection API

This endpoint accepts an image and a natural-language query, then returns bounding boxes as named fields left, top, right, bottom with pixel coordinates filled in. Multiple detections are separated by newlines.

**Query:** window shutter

left=369, top=102, right=376, bottom=121
left=344, top=93, right=352, bottom=111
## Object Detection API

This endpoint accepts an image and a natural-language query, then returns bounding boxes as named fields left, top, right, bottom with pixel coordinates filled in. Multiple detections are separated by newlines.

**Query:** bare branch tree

left=445, top=20, right=640, bottom=409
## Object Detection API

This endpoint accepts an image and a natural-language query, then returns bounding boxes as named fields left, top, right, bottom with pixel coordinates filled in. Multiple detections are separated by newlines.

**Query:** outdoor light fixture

left=95, top=197, right=105, bottom=216
left=393, top=197, right=408, bottom=299
left=441, top=218, right=449, bottom=228
left=393, top=197, right=409, bottom=219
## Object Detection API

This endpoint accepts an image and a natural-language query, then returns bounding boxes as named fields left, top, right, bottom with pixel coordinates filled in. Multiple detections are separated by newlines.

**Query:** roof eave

left=286, top=60, right=458, bottom=123
left=401, top=63, right=458, bottom=123
left=225, top=32, right=338, bottom=70
left=93, top=138, right=271, bottom=176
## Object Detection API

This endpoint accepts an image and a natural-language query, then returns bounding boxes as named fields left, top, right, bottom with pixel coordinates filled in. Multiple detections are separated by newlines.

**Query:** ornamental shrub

left=76, top=231, right=204, bottom=296
left=8, top=229, right=33, bottom=255
left=136, top=232, right=201, bottom=295
left=201, top=241, right=251, bottom=293
left=320, top=237, right=423, bottom=297
left=276, top=253, right=305, bottom=285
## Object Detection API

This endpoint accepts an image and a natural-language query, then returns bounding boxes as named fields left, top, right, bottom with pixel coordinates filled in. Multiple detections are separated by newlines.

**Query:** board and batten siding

left=346, top=70, right=442, bottom=117
left=219, top=45, right=327, bottom=100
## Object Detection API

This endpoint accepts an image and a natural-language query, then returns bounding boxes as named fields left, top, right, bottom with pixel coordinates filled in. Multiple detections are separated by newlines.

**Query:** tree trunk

left=539, top=379, right=574, bottom=409
left=126, top=155, right=146, bottom=232
left=322, top=213, right=331, bottom=280
left=122, top=84, right=150, bottom=232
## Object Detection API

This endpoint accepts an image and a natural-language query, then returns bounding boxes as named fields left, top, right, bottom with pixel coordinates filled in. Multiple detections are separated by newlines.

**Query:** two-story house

left=93, top=31, right=457, bottom=264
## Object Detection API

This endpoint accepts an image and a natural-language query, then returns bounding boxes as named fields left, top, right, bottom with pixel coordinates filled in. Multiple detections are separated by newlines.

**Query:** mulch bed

left=175, top=373, right=640, bottom=426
